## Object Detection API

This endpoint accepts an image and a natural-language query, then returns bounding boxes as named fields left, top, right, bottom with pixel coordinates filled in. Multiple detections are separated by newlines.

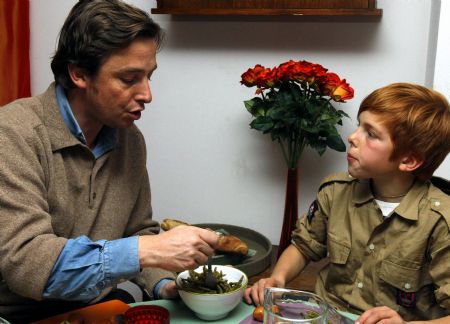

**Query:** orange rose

left=332, top=79, right=354, bottom=101
left=321, top=72, right=341, bottom=94
left=241, top=64, right=280, bottom=88
left=322, top=73, right=354, bottom=101
left=241, top=59, right=353, bottom=167
left=240, top=64, right=266, bottom=87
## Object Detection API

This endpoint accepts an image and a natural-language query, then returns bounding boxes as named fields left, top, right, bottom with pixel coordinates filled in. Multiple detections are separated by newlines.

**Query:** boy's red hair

left=359, top=83, right=450, bottom=180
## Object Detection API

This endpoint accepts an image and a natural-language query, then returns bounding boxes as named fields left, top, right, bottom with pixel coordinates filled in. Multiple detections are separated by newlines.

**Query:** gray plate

left=194, top=223, right=272, bottom=277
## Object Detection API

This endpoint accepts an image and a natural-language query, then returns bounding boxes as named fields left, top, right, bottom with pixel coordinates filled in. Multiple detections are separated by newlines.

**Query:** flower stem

left=278, top=138, right=289, bottom=166
left=278, top=129, right=306, bottom=169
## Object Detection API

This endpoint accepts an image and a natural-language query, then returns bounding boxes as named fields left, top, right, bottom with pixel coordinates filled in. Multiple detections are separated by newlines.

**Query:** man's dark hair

left=51, top=0, right=164, bottom=89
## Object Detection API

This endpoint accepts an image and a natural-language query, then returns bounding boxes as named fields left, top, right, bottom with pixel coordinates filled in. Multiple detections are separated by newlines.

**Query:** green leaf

left=326, top=135, right=346, bottom=152
left=244, top=98, right=266, bottom=117
left=286, top=82, right=303, bottom=101
left=250, top=117, right=274, bottom=133
left=338, top=109, right=350, bottom=118
left=309, top=140, right=327, bottom=155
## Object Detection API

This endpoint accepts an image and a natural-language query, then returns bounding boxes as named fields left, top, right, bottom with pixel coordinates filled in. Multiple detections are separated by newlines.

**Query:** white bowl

left=176, top=265, right=248, bottom=321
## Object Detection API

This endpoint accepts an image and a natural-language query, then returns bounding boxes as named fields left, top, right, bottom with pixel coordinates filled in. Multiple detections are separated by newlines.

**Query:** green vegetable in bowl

left=180, top=266, right=243, bottom=294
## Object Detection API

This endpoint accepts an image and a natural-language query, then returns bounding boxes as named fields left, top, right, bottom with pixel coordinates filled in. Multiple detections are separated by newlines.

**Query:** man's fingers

left=197, top=228, right=220, bottom=250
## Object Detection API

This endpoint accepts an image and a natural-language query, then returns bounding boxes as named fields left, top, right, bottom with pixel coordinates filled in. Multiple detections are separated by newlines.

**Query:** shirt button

left=357, top=282, right=364, bottom=289
left=434, top=201, right=440, bottom=207
left=404, top=283, right=411, bottom=290
left=369, top=243, right=375, bottom=251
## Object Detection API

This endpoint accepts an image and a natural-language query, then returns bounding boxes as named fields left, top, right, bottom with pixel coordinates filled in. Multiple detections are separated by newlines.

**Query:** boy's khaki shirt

left=292, top=172, right=450, bottom=320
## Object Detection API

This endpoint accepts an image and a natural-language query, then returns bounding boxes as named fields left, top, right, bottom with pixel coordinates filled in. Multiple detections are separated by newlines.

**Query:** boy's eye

left=367, top=130, right=377, bottom=138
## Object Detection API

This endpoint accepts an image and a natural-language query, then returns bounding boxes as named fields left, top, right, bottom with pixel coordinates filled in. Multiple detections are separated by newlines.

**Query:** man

left=0, top=0, right=218, bottom=322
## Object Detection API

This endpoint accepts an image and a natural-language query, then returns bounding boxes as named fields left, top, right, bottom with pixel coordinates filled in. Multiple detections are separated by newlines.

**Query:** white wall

left=30, top=0, right=449, bottom=244
left=433, top=0, right=450, bottom=175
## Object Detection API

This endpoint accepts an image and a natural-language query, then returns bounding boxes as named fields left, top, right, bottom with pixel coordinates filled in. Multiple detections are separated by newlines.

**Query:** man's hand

left=243, top=277, right=281, bottom=306
left=138, top=225, right=219, bottom=272
left=356, top=306, right=407, bottom=324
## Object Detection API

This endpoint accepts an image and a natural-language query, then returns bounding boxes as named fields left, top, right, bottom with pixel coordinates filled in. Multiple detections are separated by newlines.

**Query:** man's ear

left=399, top=153, right=423, bottom=172
left=67, top=64, right=88, bottom=89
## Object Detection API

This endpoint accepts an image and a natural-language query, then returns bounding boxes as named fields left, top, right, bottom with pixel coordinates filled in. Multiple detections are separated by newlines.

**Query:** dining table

left=34, top=243, right=358, bottom=323
left=129, top=298, right=359, bottom=323
left=33, top=298, right=358, bottom=323
left=131, top=299, right=254, bottom=323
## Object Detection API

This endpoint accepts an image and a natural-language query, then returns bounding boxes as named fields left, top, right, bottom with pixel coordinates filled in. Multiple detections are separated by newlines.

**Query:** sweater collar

left=42, top=83, right=117, bottom=158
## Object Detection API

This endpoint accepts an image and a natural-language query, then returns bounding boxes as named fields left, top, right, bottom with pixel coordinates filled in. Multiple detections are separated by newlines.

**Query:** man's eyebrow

left=116, top=65, right=157, bottom=74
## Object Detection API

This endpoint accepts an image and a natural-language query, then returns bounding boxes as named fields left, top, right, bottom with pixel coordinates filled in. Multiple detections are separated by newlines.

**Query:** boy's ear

left=67, top=64, right=88, bottom=89
left=399, top=153, right=423, bottom=172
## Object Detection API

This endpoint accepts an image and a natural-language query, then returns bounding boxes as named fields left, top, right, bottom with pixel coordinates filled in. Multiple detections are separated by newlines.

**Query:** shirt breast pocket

left=325, top=236, right=353, bottom=292
left=378, top=258, right=433, bottom=310
left=328, top=237, right=351, bottom=264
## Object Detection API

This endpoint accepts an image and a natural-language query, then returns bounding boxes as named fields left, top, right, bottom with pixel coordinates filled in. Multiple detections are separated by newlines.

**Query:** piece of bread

left=217, top=234, right=249, bottom=255
left=160, top=218, right=249, bottom=255
left=160, top=218, right=189, bottom=231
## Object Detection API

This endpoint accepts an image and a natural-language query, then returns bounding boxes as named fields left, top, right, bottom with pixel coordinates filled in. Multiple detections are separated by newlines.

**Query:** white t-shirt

left=375, top=199, right=400, bottom=218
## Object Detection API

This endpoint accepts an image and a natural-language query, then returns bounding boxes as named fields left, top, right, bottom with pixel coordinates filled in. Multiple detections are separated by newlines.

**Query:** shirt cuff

left=105, top=236, right=141, bottom=284
left=153, top=278, right=174, bottom=299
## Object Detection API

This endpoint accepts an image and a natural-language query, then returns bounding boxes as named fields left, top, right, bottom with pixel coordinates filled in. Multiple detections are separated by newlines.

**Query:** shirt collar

left=352, top=177, right=428, bottom=221
left=394, top=180, right=428, bottom=221
left=352, top=178, right=373, bottom=204
left=55, top=84, right=117, bottom=158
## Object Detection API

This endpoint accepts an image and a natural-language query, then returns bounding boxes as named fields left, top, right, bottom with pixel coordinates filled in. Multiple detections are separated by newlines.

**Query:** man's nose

left=137, top=80, right=152, bottom=104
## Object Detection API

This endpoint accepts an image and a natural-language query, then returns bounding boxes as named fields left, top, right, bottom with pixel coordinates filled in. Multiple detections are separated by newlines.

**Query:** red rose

left=240, top=64, right=266, bottom=87
left=277, top=60, right=328, bottom=85
left=257, top=67, right=279, bottom=88
left=277, top=60, right=297, bottom=81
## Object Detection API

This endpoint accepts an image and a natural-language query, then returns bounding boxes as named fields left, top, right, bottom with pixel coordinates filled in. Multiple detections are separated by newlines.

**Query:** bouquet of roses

left=241, top=59, right=354, bottom=168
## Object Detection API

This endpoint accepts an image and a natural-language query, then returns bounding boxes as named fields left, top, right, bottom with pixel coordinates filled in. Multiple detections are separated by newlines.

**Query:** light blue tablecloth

left=130, top=299, right=253, bottom=323
left=129, top=299, right=358, bottom=323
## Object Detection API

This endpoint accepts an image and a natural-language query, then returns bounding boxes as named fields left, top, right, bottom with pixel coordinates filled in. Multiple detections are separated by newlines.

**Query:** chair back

left=430, top=176, right=450, bottom=196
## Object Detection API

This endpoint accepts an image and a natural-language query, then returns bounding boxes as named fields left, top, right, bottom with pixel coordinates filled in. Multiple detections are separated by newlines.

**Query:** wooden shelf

left=151, top=0, right=382, bottom=17
left=151, top=8, right=382, bottom=16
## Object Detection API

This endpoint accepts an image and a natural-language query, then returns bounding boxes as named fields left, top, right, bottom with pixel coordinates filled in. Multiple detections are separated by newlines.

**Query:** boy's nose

left=347, top=131, right=357, bottom=146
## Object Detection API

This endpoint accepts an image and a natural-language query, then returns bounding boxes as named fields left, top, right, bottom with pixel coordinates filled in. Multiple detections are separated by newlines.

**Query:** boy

left=244, top=83, right=450, bottom=323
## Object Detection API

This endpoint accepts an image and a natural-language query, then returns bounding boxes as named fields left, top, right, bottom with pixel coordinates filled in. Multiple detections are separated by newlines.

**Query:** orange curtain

left=0, top=0, right=30, bottom=106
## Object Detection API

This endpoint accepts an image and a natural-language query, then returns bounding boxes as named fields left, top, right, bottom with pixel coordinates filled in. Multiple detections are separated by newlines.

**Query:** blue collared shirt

left=43, top=85, right=169, bottom=302
left=54, top=84, right=117, bottom=158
